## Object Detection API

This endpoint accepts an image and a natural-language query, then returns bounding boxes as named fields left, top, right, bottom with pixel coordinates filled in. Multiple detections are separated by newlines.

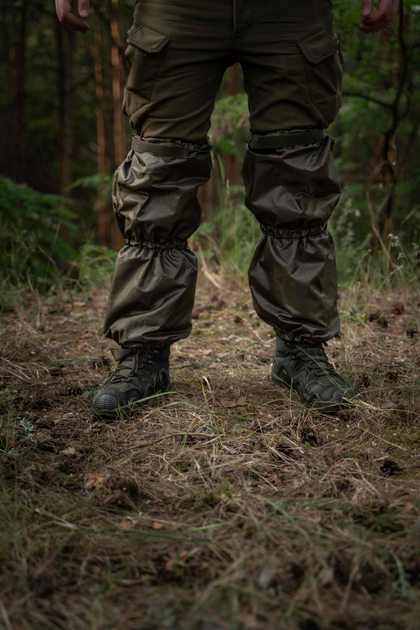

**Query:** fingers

left=55, top=0, right=90, bottom=33
left=361, top=0, right=373, bottom=18
left=78, top=0, right=89, bottom=19
left=359, top=13, right=388, bottom=33
left=359, top=0, right=398, bottom=33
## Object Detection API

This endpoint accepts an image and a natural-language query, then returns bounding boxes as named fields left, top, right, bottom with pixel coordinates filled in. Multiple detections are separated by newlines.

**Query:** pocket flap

left=127, top=24, right=170, bottom=54
left=297, top=29, right=338, bottom=64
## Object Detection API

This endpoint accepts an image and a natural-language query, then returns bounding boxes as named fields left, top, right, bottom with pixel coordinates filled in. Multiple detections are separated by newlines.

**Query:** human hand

left=359, top=0, right=399, bottom=33
left=55, top=0, right=90, bottom=33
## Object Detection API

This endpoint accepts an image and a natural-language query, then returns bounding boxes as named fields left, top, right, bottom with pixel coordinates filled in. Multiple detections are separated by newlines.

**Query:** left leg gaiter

left=242, top=129, right=341, bottom=345
left=104, top=137, right=212, bottom=348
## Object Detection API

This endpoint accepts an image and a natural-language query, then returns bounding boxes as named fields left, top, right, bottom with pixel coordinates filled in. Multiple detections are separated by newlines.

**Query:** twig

left=195, top=240, right=224, bottom=290
left=340, top=562, right=360, bottom=614
left=0, top=602, right=13, bottom=630
left=343, top=91, right=393, bottom=110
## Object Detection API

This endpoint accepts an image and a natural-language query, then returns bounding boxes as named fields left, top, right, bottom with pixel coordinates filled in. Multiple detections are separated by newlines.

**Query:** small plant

left=19, top=418, right=37, bottom=444
left=71, top=243, right=118, bottom=291
left=0, top=176, right=76, bottom=294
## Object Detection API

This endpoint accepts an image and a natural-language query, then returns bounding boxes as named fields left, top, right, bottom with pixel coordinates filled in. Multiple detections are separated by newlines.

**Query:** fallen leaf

left=152, top=522, right=164, bottom=530
left=381, top=401, right=395, bottom=410
left=165, top=556, right=176, bottom=571
left=403, top=502, right=414, bottom=513
left=61, top=446, right=76, bottom=456
left=118, top=519, right=133, bottom=530
left=77, top=341, right=84, bottom=351
left=104, top=490, right=126, bottom=505
left=257, top=566, right=275, bottom=589
left=220, top=396, right=248, bottom=408
left=267, top=473, right=283, bottom=486
left=237, top=613, right=259, bottom=630
left=318, top=567, right=334, bottom=586
left=84, top=472, right=111, bottom=490
left=36, top=430, right=52, bottom=443
left=72, top=301, right=86, bottom=307
left=243, top=519, right=257, bottom=539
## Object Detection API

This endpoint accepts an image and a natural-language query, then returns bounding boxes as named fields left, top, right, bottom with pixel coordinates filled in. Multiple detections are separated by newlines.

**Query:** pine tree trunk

left=56, top=24, right=74, bottom=197
left=110, top=0, right=126, bottom=248
left=7, top=0, right=27, bottom=182
left=93, top=31, right=109, bottom=247
left=111, top=1, right=126, bottom=168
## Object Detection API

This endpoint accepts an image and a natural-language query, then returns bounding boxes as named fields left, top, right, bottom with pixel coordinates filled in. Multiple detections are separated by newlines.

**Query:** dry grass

left=1, top=276, right=419, bottom=630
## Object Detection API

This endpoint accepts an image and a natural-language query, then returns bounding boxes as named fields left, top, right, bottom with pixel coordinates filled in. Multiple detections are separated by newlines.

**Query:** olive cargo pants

left=104, top=0, right=343, bottom=348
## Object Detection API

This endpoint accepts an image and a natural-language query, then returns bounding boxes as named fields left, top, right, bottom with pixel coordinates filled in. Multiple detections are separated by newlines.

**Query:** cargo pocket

left=124, top=24, right=170, bottom=102
left=297, top=29, right=342, bottom=127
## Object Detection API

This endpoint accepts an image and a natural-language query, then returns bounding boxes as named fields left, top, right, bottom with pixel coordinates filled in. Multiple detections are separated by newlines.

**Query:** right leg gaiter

left=242, top=129, right=341, bottom=345
left=104, top=137, right=212, bottom=348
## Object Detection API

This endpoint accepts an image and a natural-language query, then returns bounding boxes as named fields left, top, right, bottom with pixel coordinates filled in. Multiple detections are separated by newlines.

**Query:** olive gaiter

left=105, top=139, right=212, bottom=347
left=104, top=0, right=343, bottom=348
left=243, top=131, right=341, bottom=344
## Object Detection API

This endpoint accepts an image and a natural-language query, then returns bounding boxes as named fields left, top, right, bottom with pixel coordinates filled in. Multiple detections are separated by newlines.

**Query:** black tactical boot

left=272, top=338, right=355, bottom=413
left=92, top=345, right=170, bottom=419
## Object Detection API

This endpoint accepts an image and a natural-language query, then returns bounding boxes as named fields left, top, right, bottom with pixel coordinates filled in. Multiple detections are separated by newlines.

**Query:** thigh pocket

left=124, top=24, right=170, bottom=102
left=297, top=29, right=343, bottom=126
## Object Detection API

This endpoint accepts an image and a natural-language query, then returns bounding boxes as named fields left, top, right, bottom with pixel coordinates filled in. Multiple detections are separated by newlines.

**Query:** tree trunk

left=110, top=1, right=126, bottom=168
left=110, top=0, right=126, bottom=248
left=93, top=31, right=109, bottom=247
left=56, top=23, right=74, bottom=197
left=7, top=0, right=27, bottom=182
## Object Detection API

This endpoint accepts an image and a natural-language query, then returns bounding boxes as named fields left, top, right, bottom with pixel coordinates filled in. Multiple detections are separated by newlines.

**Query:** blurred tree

left=56, top=25, right=74, bottom=197
left=93, top=31, right=108, bottom=246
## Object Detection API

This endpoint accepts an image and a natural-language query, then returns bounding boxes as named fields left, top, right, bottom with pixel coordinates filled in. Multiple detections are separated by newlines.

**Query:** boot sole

left=271, top=369, right=353, bottom=415
left=91, top=381, right=172, bottom=420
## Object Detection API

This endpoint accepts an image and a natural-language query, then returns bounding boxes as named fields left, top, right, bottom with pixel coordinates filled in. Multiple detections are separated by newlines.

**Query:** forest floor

left=1, top=275, right=420, bottom=630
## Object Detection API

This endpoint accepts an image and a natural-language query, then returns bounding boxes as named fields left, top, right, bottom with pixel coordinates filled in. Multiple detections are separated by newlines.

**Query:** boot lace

left=292, top=344, right=337, bottom=378
left=109, top=347, right=160, bottom=384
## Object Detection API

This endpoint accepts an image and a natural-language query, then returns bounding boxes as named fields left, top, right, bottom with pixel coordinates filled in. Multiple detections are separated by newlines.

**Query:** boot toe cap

left=92, top=393, right=120, bottom=415
left=308, top=383, right=355, bottom=412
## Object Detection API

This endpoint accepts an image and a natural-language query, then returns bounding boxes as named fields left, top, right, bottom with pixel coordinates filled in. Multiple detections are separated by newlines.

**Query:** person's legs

left=93, top=0, right=232, bottom=416
left=235, top=0, right=354, bottom=410
left=104, top=0, right=232, bottom=348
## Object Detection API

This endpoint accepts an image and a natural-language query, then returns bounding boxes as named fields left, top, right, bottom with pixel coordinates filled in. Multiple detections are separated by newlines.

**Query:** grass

left=0, top=273, right=420, bottom=630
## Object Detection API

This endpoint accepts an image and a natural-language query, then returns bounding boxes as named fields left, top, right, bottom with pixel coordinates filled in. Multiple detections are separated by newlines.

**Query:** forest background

left=1, top=0, right=420, bottom=297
